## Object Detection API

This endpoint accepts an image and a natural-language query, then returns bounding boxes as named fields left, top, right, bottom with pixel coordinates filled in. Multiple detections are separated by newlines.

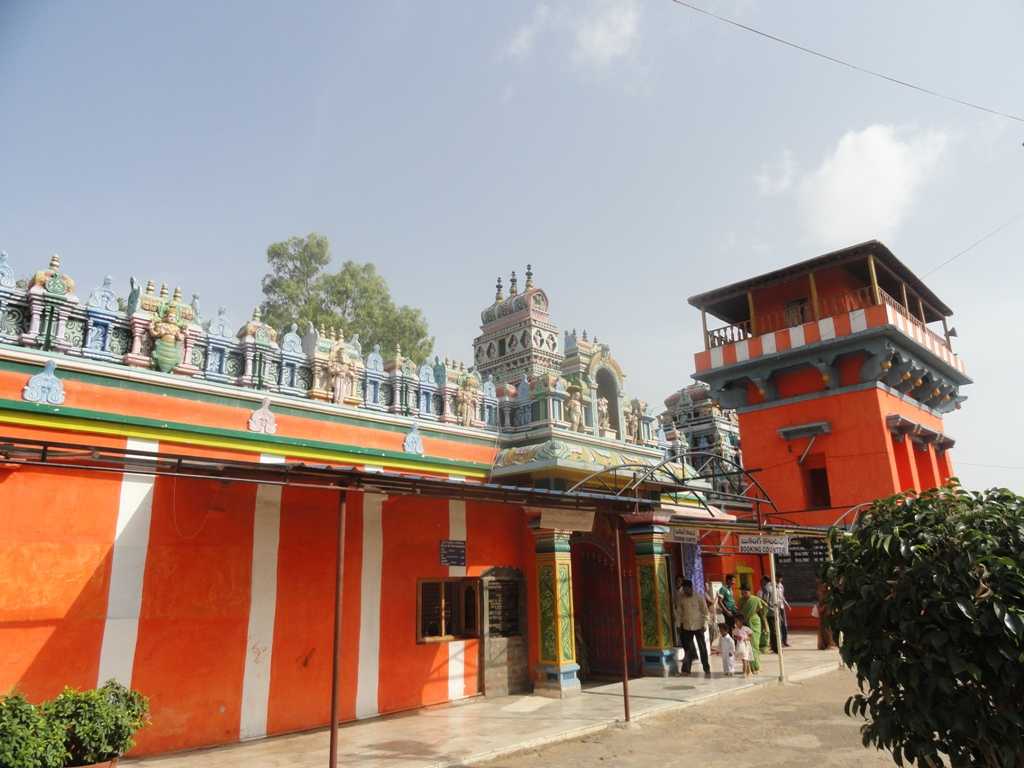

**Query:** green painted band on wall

left=534, top=538, right=573, bottom=554
left=633, top=541, right=665, bottom=556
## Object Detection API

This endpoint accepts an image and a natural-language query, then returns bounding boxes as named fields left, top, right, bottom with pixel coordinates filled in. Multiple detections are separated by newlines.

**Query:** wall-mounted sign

left=668, top=528, right=699, bottom=545
left=738, top=534, right=790, bottom=555
left=538, top=508, right=595, bottom=532
left=440, top=539, right=466, bottom=566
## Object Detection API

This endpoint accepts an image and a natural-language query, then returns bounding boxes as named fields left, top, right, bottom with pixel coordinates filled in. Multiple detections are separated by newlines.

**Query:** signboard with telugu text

left=668, top=528, right=699, bottom=545
left=738, top=534, right=790, bottom=555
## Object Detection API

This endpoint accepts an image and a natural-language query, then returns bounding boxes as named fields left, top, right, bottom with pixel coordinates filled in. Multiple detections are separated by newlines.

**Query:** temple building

left=680, top=240, right=971, bottom=622
left=660, top=383, right=742, bottom=499
left=0, top=253, right=733, bottom=758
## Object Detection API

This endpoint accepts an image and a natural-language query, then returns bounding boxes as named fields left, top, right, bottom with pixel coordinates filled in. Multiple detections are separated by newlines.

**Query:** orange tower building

left=688, top=242, right=971, bottom=616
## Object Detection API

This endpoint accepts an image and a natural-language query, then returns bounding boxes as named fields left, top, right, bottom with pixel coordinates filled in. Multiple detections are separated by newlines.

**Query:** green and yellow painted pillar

left=530, top=521, right=580, bottom=697
left=629, top=524, right=675, bottom=676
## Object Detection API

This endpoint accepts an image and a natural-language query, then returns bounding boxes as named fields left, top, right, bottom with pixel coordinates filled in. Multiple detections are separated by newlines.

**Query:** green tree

left=259, top=233, right=433, bottom=363
left=824, top=483, right=1024, bottom=768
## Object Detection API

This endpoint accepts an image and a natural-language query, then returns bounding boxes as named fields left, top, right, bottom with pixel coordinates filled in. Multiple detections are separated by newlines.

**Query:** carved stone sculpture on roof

left=366, top=344, right=384, bottom=372
left=30, top=254, right=76, bottom=298
left=0, top=252, right=16, bottom=290
left=238, top=308, right=277, bottom=347
left=280, top=323, right=303, bottom=355
left=87, top=276, right=120, bottom=314
left=566, top=389, right=586, bottom=433
left=207, top=307, right=234, bottom=339
left=597, top=396, right=610, bottom=430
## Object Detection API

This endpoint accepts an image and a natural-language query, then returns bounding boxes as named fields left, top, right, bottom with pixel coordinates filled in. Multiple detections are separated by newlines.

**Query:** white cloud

left=504, top=4, right=551, bottom=59
left=755, top=149, right=796, bottom=196
left=572, top=1, right=639, bottom=68
left=798, top=125, right=948, bottom=246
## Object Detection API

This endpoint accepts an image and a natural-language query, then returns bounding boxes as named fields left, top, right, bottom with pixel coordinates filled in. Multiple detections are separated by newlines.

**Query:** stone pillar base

left=641, top=649, right=675, bottom=677
left=533, top=663, right=581, bottom=698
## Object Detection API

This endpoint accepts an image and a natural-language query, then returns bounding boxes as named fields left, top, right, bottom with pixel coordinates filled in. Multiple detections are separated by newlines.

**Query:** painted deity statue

left=567, top=390, right=585, bottom=433
left=625, top=404, right=640, bottom=444
left=455, top=379, right=479, bottom=427
left=329, top=355, right=356, bottom=404
left=148, top=297, right=187, bottom=373
left=597, top=396, right=610, bottom=429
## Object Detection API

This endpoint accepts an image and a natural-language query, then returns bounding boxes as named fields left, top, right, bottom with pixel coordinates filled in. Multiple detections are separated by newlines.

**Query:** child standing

left=733, top=614, right=754, bottom=678
left=718, top=623, right=735, bottom=676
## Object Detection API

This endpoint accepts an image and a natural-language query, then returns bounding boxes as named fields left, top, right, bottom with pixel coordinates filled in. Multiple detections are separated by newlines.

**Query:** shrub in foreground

left=0, top=692, right=66, bottom=768
left=825, top=483, right=1024, bottom=767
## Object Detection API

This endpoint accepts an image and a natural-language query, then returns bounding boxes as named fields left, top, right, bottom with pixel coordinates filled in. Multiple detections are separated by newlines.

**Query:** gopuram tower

left=473, top=266, right=562, bottom=387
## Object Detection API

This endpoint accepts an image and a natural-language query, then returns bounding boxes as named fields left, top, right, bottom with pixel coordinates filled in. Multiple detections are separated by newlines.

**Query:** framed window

left=418, top=578, right=480, bottom=643
left=805, top=466, right=832, bottom=509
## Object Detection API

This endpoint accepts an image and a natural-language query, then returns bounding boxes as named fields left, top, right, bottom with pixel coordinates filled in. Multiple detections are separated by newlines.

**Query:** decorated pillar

left=628, top=524, right=674, bottom=677
left=530, top=522, right=580, bottom=697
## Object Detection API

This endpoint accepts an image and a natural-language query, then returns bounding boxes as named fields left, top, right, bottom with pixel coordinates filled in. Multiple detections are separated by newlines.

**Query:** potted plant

left=0, top=691, right=66, bottom=768
left=45, top=681, right=150, bottom=767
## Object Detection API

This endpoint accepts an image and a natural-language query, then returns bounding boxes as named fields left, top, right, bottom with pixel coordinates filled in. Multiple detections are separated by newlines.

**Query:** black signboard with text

left=440, top=539, right=466, bottom=567
left=773, top=537, right=828, bottom=604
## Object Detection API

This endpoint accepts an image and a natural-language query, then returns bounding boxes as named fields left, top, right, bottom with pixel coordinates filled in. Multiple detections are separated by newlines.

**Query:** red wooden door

left=571, top=538, right=640, bottom=679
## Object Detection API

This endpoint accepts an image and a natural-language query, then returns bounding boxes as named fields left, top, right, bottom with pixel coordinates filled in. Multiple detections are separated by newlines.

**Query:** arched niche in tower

left=595, top=367, right=621, bottom=438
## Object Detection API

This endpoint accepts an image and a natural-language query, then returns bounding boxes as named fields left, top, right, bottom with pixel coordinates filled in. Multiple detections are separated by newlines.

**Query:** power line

left=923, top=210, right=1024, bottom=277
left=668, top=0, right=1024, bottom=124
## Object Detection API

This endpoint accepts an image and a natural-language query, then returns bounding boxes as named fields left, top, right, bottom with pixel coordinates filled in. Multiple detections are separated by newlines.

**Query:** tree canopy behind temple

left=259, top=233, right=434, bottom=363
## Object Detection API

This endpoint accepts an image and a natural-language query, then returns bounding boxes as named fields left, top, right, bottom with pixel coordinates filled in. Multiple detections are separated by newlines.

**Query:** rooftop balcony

left=705, top=285, right=952, bottom=354
left=688, top=241, right=968, bottom=381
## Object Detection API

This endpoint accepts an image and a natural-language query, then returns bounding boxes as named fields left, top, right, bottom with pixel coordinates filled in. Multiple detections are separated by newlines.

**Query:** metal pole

left=768, top=551, right=785, bottom=683
left=614, top=518, right=631, bottom=723
left=329, top=491, right=347, bottom=768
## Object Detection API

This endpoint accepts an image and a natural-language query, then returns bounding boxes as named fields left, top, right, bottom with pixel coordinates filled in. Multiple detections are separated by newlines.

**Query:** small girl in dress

left=732, top=614, right=754, bottom=678
left=718, top=623, right=735, bottom=676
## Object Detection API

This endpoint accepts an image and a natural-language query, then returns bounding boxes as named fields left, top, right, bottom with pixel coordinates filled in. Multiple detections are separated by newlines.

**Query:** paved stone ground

left=476, top=668, right=895, bottom=768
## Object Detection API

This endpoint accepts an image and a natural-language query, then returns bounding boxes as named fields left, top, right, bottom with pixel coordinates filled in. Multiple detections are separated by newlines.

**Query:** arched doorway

left=595, top=368, right=620, bottom=438
left=570, top=530, right=640, bottom=680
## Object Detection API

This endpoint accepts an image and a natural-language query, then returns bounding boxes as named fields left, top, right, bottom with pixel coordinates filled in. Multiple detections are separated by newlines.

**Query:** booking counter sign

left=738, top=534, right=790, bottom=556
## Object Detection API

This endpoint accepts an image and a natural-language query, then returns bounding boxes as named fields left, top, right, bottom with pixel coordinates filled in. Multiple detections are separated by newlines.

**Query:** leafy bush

left=824, top=483, right=1024, bottom=767
left=45, top=681, right=149, bottom=766
left=0, top=692, right=66, bottom=768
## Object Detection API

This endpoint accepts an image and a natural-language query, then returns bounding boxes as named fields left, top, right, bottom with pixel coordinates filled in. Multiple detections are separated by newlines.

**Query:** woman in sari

left=738, top=584, right=768, bottom=674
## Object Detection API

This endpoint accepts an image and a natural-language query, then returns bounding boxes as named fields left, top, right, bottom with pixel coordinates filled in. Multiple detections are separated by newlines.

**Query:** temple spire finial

left=495, top=276, right=504, bottom=301
left=509, top=270, right=518, bottom=296
left=525, top=264, right=533, bottom=289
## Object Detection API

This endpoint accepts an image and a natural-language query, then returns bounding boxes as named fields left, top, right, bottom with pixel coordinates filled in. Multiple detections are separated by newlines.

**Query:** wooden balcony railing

left=706, top=320, right=751, bottom=349
left=704, top=285, right=951, bottom=352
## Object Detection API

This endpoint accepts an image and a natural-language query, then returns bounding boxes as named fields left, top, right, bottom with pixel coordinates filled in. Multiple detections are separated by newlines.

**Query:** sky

left=2, top=1, right=1022, bottom=491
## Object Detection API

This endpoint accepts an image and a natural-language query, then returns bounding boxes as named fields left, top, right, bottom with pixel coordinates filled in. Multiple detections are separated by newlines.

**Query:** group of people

left=672, top=573, right=792, bottom=678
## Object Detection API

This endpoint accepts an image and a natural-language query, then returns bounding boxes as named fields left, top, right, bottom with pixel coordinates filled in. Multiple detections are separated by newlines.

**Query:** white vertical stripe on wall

left=448, top=499, right=467, bottom=578
left=789, top=325, right=806, bottom=348
left=761, top=333, right=777, bottom=355
left=356, top=493, right=385, bottom=719
left=734, top=340, right=749, bottom=362
left=97, top=439, right=158, bottom=687
left=239, top=454, right=285, bottom=741
left=709, top=346, right=724, bottom=368
left=818, top=317, right=836, bottom=341
left=448, top=497, right=468, bottom=698
left=448, top=640, right=466, bottom=700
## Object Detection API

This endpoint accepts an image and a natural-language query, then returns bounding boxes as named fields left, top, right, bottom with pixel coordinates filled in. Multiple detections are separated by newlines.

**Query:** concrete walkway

left=128, top=633, right=839, bottom=768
